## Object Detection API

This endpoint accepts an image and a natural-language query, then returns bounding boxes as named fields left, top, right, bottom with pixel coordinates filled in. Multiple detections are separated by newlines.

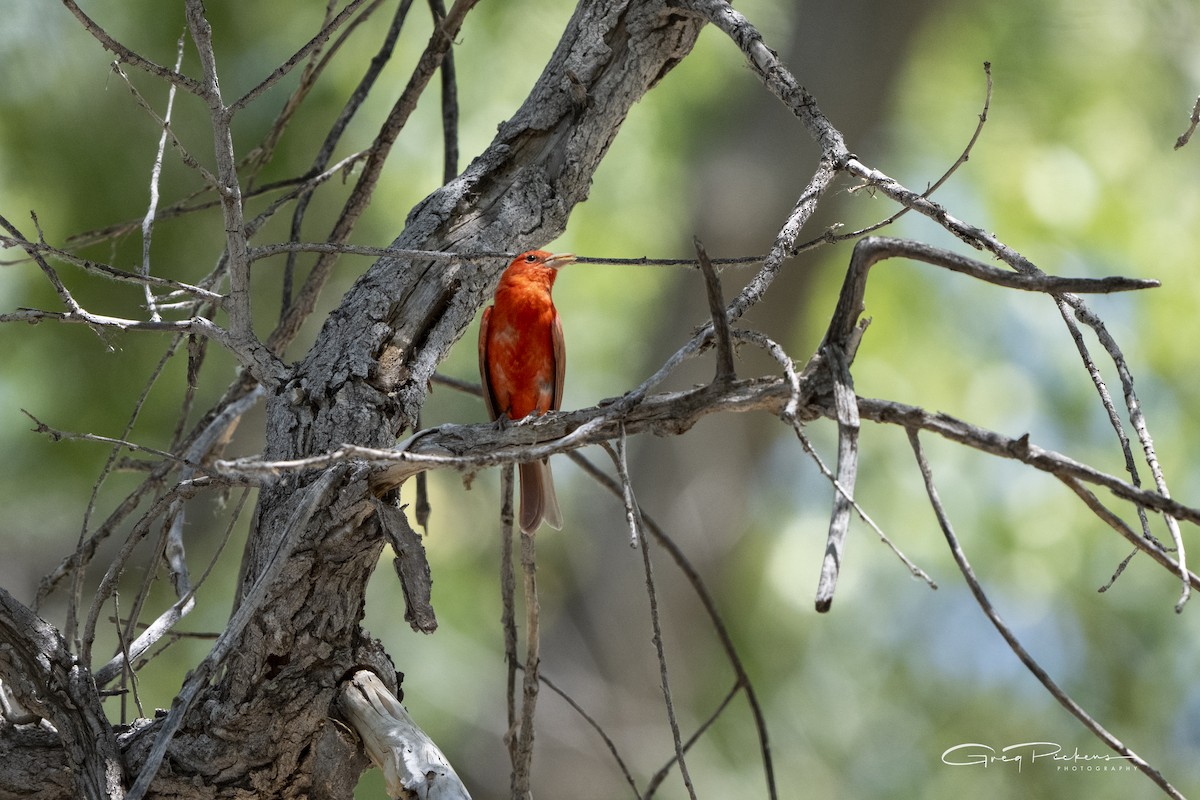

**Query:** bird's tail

left=519, top=458, right=562, bottom=534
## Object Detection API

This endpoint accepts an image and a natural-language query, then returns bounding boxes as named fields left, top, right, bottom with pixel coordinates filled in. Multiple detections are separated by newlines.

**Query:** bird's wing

left=478, top=305, right=499, bottom=420
left=551, top=310, right=565, bottom=412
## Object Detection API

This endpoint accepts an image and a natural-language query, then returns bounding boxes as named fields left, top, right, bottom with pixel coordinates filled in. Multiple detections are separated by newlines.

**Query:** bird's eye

left=525, top=254, right=538, bottom=263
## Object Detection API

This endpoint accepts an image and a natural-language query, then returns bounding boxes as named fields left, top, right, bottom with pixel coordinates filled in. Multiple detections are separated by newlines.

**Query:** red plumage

left=478, top=250, right=573, bottom=533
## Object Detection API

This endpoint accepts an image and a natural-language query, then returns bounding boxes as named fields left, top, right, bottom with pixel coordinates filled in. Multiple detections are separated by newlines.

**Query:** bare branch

left=37, top=460, right=176, bottom=610
left=139, top=35, right=187, bottom=322
left=675, top=0, right=852, bottom=326
left=23, top=411, right=198, bottom=469
left=1057, top=477, right=1199, bottom=602
left=1059, top=294, right=1188, bottom=609
left=858, top=395, right=1200, bottom=539
left=267, top=0, right=480, bottom=354
left=59, top=148, right=369, bottom=252
left=276, top=0, right=413, bottom=312
left=2, top=307, right=286, bottom=386
left=184, top=0, right=255, bottom=342
left=790, top=61, right=995, bottom=254
left=0, top=588, right=125, bottom=799
left=229, top=0, right=373, bottom=114
left=0, top=234, right=213, bottom=302
left=575, top=254, right=764, bottom=269
left=693, top=237, right=735, bottom=384
left=208, top=375, right=1200, bottom=548
left=679, top=0, right=846, bottom=155
left=814, top=343, right=859, bottom=612
left=61, top=0, right=201, bottom=93
left=1174, top=94, right=1200, bottom=149
left=645, top=682, right=740, bottom=798
left=250, top=241, right=512, bottom=264
left=907, top=430, right=1184, bottom=800
left=824, top=236, right=1158, bottom=352
left=429, top=0, right=460, bottom=182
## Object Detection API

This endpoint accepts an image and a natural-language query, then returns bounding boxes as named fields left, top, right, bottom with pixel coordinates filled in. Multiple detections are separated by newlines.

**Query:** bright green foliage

left=2, top=1, right=1199, bottom=798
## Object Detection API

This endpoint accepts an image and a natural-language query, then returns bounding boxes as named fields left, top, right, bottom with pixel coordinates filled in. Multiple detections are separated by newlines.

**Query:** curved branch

left=212, top=376, right=1200, bottom=542
left=823, top=236, right=1159, bottom=350
left=336, top=670, right=469, bottom=800
left=61, top=0, right=201, bottom=94
left=0, top=588, right=124, bottom=799
left=908, top=432, right=1184, bottom=799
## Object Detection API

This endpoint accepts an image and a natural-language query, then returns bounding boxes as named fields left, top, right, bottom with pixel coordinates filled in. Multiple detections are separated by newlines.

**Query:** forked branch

left=908, top=431, right=1184, bottom=800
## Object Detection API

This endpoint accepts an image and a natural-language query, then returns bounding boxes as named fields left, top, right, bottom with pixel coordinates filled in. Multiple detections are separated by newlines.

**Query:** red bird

left=478, top=250, right=575, bottom=533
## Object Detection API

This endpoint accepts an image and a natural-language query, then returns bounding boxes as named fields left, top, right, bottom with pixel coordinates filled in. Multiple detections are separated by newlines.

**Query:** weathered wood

left=0, top=589, right=124, bottom=799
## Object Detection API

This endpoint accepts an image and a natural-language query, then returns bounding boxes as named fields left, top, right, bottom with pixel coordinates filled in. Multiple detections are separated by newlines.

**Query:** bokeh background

left=2, top=0, right=1199, bottom=797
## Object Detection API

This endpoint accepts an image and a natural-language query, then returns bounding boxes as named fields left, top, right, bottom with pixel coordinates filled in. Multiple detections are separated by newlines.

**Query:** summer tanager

left=478, top=250, right=575, bottom=533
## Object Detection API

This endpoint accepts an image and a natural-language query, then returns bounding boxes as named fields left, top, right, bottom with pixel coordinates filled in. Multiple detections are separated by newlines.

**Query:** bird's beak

left=544, top=252, right=576, bottom=270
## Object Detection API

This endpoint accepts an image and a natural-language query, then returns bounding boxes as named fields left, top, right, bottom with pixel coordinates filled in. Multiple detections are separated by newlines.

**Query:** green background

left=2, top=1, right=1198, bottom=797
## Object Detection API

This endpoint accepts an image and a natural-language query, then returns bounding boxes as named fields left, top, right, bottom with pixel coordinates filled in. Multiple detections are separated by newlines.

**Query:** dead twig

left=138, top=34, right=186, bottom=321
left=61, top=0, right=200, bottom=93
left=567, top=449, right=777, bottom=799
left=267, top=0, right=481, bottom=355
left=513, top=500, right=541, bottom=798
left=814, top=343, right=860, bottom=612
left=601, top=426, right=644, bottom=548
left=634, top=484, right=697, bottom=800
left=693, top=237, right=736, bottom=384
left=907, top=429, right=1184, bottom=800
left=1174, top=94, right=1200, bottom=150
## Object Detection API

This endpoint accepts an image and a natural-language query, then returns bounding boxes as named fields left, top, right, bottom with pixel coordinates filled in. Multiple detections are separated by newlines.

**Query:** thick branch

left=336, top=670, right=469, bottom=799
left=0, top=588, right=124, bottom=799
left=213, top=376, right=1200, bottom=542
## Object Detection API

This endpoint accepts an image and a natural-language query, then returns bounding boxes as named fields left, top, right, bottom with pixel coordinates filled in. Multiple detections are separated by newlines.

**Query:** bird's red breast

left=479, top=250, right=572, bottom=421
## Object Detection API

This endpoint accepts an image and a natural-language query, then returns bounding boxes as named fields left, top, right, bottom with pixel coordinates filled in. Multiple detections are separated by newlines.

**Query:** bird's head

left=499, top=250, right=575, bottom=290
left=512, top=250, right=575, bottom=271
